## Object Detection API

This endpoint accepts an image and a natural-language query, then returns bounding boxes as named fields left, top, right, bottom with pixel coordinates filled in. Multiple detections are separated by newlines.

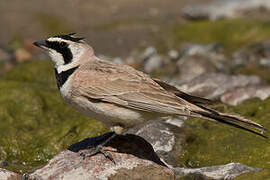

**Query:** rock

left=127, top=118, right=186, bottom=166
left=140, top=46, right=157, bottom=61
left=128, top=121, right=176, bottom=154
left=221, top=86, right=270, bottom=105
left=165, top=117, right=187, bottom=128
left=260, top=58, right=270, bottom=67
left=176, top=73, right=261, bottom=100
left=174, top=163, right=260, bottom=180
left=144, top=54, right=163, bottom=73
left=15, top=48, right=31, bottom=63
left=112, top=57, right=124, bottom=64
left=183, top=0, right=270, bottom=20
left=180, top=43, right=226, bottom=68
left=28, top=132, right=174, bottom=180
left=233, top=40, right=270, bottom=67
left=167, top=50, right=179, bottom=60
left=136, top=46, right=166, bottom=73
left=26, top=130, right=261, bottom=179
left=171, top=43, right=227, bottom=83
left=180, top=43, right=223, bottom=57
left=0, top=168, right=21, bottom=180
left=175, top=55, right=218, bottom=83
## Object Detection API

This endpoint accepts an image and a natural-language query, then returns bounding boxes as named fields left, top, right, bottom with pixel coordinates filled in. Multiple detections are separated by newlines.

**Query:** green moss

left=178, top=98, right=270, bottom=179
left=3, top=60, right=55, bottom=87
left=235, top=65, right=270, bottom=84
left=36, top=13, right=73, bottom=34
left=0, top=61, right=107, bottom=173
left=171, top=19, right=270, bottom=54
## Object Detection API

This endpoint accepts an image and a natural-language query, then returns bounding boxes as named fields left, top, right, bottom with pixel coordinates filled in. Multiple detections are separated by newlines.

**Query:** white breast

left=59, top=76, right=73, bottom=101
left=67, top=96, right=154, bottom=128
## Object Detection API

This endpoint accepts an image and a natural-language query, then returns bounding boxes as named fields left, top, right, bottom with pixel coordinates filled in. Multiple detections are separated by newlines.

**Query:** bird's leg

left=80, top=132, right=117, bottom=163
left=80, top=126, right=124, bottom=163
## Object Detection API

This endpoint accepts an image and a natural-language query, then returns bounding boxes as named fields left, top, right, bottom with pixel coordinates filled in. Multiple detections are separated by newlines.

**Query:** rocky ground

left=1, top=0, right=270, bottom=179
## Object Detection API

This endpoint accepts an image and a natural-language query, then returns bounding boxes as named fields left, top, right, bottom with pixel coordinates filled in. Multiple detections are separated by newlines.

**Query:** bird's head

left=34, top=33, right=94, bottom=72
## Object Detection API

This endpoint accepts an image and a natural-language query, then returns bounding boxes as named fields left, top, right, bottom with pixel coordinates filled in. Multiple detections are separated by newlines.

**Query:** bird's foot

left=80, top=145, right=116, bottom=164
left=79, top=132, right=117, bottom=164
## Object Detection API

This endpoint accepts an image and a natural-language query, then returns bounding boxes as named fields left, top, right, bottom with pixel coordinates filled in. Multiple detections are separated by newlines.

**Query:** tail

left=192, top=106, right=267, bottom=138
left=153, top=79, right=267, bottom=138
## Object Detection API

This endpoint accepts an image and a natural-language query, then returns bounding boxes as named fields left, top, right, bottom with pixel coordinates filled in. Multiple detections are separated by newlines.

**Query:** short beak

left=33, top=40, right=47, bottom=48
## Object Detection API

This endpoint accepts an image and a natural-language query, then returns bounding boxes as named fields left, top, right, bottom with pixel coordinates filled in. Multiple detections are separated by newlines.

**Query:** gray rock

left=180, top=43, right=223, bottom=57
left=174, top=162, right=260, bottom=180
left=128, top=121, right=176, bottom=153
left=176, top=73, right=261, bottom=100
left=144, top=54, right=163, bottom=73
left=183, top=0, right=270, bottom=20
left=112, top=57, right=124, bottom=64
left=180, top=43, right=227, bottom=68
left=171, top=43, right=228, bottom=83
left=233, top=41, right=270, bottom=67
left=168, top=49, right=179, bottom=60
left=260, top=58, right=270, bottom=67
left=28, top=133, right=174, bottom=180
left=140, top=46, right=157, bottom=61
left=221, top=86, right=270, bottom=105
left=165, top=116, right=187, bottom=128
left=175, top=55, right=218, bottom=83
left=128, top=118, right=186, bottom=166
left=0, top=168, right=21, bottom=180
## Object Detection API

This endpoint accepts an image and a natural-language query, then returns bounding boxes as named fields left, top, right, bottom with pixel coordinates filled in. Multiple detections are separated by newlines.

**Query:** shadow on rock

left=28, top=132, right=174, bottom=179
left=68, top=132, right=167, bottom=167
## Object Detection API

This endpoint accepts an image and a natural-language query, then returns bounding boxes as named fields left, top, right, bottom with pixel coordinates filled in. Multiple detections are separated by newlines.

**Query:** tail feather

left=193, top=109, right=267, bottom=138
left=152, top=79, right=267, bottom=138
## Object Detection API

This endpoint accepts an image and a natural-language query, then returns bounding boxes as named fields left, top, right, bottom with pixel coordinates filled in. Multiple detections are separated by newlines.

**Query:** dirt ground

left=0, top=0, right=211, bottom=57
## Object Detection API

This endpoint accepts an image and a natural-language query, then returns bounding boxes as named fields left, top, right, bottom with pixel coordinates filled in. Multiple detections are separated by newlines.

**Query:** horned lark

left=33, top=33, right=266, bottom=158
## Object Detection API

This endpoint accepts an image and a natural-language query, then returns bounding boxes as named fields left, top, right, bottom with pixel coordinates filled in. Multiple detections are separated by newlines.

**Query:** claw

left=102, top=149, right=116, bottom=164
left=80, top=145, right=116, bottom=164
left=79, top=133, right=118, bottom=163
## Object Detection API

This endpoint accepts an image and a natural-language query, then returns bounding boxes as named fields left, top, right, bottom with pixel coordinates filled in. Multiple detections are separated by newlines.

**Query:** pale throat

left=54, top=48, right=84, bottom=73
left=56, top=61, right=80, bottom=74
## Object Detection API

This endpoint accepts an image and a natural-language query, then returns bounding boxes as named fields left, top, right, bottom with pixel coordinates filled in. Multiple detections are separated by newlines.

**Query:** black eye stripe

left=54, top=66, right=79, bottom=89
left=46, top=41, right=73, bottom=64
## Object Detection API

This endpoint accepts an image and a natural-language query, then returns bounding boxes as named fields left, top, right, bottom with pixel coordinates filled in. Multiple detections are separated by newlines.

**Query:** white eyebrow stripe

left=47, top=37, right=72, bottom=43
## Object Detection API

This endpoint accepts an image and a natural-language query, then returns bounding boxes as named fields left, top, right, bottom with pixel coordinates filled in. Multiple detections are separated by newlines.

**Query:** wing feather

left=72, top=60, right=193, bottom=115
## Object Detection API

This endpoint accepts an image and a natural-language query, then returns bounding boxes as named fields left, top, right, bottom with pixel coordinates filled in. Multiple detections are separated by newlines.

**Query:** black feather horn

left=54, top=33, right=84, bottom=42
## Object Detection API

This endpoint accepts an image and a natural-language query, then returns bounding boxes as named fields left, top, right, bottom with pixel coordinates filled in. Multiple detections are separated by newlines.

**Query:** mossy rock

left=170, top=19, right=270, bottom=54
left=179, top=98, right=270, bottom=180
left=0, top=60, right=108, bottom=173
left=235, top=65, right=270, bottom=84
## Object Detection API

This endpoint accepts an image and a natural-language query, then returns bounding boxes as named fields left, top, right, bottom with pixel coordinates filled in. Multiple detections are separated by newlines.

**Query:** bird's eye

left=59, top=42, right=67, bottom=48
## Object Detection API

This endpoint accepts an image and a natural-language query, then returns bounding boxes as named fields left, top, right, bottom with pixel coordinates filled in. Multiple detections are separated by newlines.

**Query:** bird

left=33, top=33, right=266, bottom=159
